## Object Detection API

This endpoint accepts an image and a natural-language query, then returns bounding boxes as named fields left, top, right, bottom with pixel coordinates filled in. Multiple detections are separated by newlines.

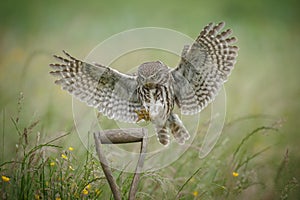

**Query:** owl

left=50, top=22, right=238, bottom=146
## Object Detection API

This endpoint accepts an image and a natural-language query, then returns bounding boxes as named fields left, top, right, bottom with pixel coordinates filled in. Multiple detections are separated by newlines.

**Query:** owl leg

left=155, top=125, right=170, bottom=146
left=167, top=113, right=190, bottom=145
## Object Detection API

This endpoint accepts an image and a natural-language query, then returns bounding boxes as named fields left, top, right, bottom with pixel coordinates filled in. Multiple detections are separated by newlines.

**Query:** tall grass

left=0, top=94, right=299, bottom=199
left=0, top=121, right=107, bottom=199
left=0, top=94, right=107, bottom=199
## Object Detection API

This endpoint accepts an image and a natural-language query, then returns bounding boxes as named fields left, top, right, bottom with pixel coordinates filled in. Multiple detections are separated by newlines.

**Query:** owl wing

left=50, top=50, right=142, bottom=123
left=171, top=22, right=238, bottom=115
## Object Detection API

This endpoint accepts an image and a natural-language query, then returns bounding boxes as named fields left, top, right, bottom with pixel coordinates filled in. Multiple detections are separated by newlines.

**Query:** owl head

left=137, top=61, right=169, bottom=87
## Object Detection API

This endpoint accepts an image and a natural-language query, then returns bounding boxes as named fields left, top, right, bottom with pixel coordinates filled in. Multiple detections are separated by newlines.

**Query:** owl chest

left=140, top=86, right=174, bottom=120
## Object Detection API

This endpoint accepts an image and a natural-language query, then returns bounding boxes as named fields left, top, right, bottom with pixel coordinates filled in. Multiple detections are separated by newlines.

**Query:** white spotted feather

left=50, top=51, right=142, bottom=123
left=171, top=22, right=238, bottom=115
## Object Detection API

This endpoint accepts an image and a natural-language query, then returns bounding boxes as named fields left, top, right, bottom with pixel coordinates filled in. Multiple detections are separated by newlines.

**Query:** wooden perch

left=96, top=128, right=145, bottom=144
left=94, top=128, right=148, bottom=200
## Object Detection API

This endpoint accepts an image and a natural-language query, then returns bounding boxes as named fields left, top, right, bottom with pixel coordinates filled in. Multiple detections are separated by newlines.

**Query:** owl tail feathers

left=169, top=113, right=190, bottom=145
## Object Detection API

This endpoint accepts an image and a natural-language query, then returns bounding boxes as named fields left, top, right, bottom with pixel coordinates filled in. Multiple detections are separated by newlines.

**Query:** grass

left=0, top=94, right=299, bottom=199
left=0, top=119, right=103, bottom=199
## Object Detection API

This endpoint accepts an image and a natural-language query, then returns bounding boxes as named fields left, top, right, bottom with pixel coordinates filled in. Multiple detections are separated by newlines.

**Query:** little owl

left=50, top=22, right=238, bottom=145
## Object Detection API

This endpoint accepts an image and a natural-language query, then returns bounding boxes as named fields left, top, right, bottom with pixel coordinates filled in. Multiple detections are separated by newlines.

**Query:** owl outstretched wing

left=50, top=51, right=142, bottom=122
left=171, top=22, right=238, bottom=115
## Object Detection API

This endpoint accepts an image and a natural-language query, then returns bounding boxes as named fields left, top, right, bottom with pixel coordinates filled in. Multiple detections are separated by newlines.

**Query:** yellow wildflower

left=82, top=188, right=89, bottom=195
left=85, top=184, right=91, bottom=190
left=232, top=172, right=239, bottom=177
left=69, top=165, right=75, bottom=171
left=50, top=162, right=55, bottom=166
left=192, top=191, right=198, bottom=197
left=61, top=153, right=68, bottom=160
left=68, top=147, right=74, bottom=151
left=1, top=175, right=10, bottom=182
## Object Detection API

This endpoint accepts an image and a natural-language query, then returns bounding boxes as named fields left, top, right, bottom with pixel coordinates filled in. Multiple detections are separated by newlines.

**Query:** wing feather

left=171, top=22, right=238, bottom=115
left=50, top=50, right=142, bottom=122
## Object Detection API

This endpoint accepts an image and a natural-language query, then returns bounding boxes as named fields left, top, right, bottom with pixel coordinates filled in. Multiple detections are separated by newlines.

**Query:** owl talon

left=135, top=109, right=150, bottom=122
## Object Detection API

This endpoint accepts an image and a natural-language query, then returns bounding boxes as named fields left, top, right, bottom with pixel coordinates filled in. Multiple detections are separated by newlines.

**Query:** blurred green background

left=1, top=0, right=300, bottom=198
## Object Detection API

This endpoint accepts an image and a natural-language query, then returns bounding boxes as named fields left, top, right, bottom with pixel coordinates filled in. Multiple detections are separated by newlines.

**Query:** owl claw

left=135, top=109, right=150, bottom=122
